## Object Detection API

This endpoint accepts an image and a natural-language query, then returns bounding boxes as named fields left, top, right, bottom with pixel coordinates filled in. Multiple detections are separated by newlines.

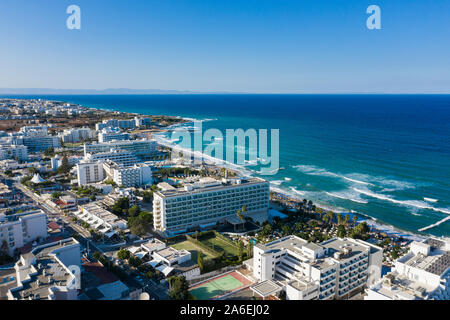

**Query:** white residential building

left=12, top=135, right=61, bottom=152
left=76, top=203, right=127, bottom=233
left=152, top=247, right=191, bottom=266
left=249, top=236, right=382, bottom=300
left=83, top=139, right=157, bottom=159
left=95, top=119, right=136, bottom=131
left=153, top=177, right=269, bottom=236
left=59, top=127, right=95, bottom=143
left=98, top=128, right=130, bottom=143
left=365, top=237, right=450, bottom=300
left=51, top=155, right=81, bottom=171
left=0, top=210, right=48, bottom=256
left=103, top=161, right=152, bottom=187
left=85, top=149, right=139, bottom=167
left=0, top=144, right=28, bottom=161
left=7, top=238, right=81, bottom=300
left=76, top=162, right=105, bottom=186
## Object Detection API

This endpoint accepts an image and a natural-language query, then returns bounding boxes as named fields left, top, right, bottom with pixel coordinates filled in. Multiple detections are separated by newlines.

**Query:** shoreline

left=9, top=98, right=437, bottom=241
left=150, top=118, right=431, bottom=242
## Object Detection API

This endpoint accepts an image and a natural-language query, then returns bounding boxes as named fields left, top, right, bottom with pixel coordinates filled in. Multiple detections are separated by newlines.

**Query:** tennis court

left=189, top=271, right=252, bottom=300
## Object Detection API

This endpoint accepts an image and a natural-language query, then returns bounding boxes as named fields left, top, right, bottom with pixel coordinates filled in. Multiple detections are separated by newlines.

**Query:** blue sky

left=0, top=0, right=449, bottom=93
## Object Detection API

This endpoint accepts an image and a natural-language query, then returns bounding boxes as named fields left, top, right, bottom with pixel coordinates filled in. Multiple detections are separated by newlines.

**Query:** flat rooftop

left=11, top=239, right=78, bottom=300
left=255, top=235, right=308, bottom=253
left=250, top=280, right=282, bottom=297
left=154, top=247, right=189, bottom=262
left=156, top=177, right=268, bottom=198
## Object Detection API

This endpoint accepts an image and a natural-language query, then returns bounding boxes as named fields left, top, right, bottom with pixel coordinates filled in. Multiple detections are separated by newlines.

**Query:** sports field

left=200, top=234, right=239, bottom=257
left=189, top=271, right=252, bottom=300
left=171, top=240, right=218, bottom=262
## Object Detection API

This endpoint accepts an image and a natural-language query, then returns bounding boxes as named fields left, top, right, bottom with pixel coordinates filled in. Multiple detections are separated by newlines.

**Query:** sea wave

left=269, top=180, right=284, bottom=186
left=353, top=188, right=450, bottom=215
left=293, top=164, right=417, bottom=191
left=325, top=191, right=368, bottom=204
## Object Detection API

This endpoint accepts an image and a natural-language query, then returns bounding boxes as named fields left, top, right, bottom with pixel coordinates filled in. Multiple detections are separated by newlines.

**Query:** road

left=11, top=178, right=171, bottom=299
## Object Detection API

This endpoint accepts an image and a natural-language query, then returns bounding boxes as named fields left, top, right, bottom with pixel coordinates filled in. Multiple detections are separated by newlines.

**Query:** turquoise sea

left=4, top=94, right=450, bottom=237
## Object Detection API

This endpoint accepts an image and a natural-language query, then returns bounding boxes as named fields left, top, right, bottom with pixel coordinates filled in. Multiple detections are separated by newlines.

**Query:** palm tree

left=352, top=215, right=358, bottom=227
left=337, top=213, right=342, bottom=225
left=237, top=209, right=244, bottom=221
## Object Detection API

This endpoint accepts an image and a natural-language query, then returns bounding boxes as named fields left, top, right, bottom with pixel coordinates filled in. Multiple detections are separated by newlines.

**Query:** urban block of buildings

left=365, top=237, right=450, bottom=300
left=152, top=177, right=269, bottom=237
left=246, top=236, right=382, bottom=300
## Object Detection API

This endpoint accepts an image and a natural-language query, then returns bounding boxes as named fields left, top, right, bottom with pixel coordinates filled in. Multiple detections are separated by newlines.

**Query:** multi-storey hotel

left=12, top=135, right=61, bottom=152
left=85, top=149, right=139, bottom=167
left=247, top=235, right=382, bottom=300
left=0, top=210, right=48, bottom=256
left=153, top=177, right=269, bottom=236
left=83, top=139, right=157, bottom=159
left=76, top=162, right=105, bottom=186
left=0, top=144, right=28, bottom=161
left=103, top=161, right=153, bottom=188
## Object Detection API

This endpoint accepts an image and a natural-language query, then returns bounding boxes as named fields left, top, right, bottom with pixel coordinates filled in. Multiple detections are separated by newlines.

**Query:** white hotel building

left=248, top=235, right=382, bottom=300
left=85, top=149, right=139, bottom=167
left=103, top=161, right=153, bottom=188
left=365, top=237, right=450, bottom=300
left=83, top=139, right=157, bottom=159
left=153, top=177, right=269, bottom=236
left=0, top=144, right=28, bottom=161
left=76, top=162, right=105, bottom=186
left=0, top=210, right=48, bottom=256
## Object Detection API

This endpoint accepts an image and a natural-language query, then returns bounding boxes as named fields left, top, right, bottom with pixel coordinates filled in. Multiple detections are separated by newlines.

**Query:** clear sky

left=0, top=0, right=449, bottom=93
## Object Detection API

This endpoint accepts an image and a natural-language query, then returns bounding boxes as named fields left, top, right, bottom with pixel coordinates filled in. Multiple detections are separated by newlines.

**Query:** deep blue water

left=3, top=94, right=450, bottom=236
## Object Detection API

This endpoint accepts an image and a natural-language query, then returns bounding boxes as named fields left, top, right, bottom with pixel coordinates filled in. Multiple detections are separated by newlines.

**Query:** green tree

left=352, top=215, right=358, bottom=227
left=197, top=252, right=204, bottom=271
left=337, top=225, right=347, bottom=238
left=128, top=205, right=141, bottom=217
left=117, top=249, right=131, bottom=260
left=238, top=240, right=244, bottom=262
left=236, top=209, right=244, bottom=221
left=169, top=276, right=191, bottom=300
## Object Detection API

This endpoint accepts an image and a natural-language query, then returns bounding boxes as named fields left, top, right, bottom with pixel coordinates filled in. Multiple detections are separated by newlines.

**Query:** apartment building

left=50, top=155, right=81, bottom=171
left=85, top=149, right=139, bottom=167
left=7, top=238, right=81, bottom=300
left=76, top=162, right=105, bottom=186
left=98, top=128, right=130, bottom=143
left=0, top=210, right=48, bottom=256
left=0, top=144, right=28, bottom=161
left=365, top=237, right=450, bottom=300
left=59, top=127, right=95, bottom=143
left=83, top=139, right=157, bottom=159
left=153, top=177, right=269, bottom=236
left=12, top=135, right=61, bottom=152
left=103, top=161, right=152, bottom=187
left=95, top=119, right=136, bottom=131
left=76, top=203, right=127, bottom=232
left=249, top=235, right=382, bottom=300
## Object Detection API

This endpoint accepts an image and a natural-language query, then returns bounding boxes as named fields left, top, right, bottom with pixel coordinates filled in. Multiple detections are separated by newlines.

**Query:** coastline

left=21, top=99, right=435, bottom=242
left=147, top=116, right=430, bottom=242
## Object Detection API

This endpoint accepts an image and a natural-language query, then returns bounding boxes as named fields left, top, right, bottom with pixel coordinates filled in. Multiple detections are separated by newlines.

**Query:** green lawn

left=200, top=234, right=239, bottom=257
left=171, top=240, right=217, bottom=262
